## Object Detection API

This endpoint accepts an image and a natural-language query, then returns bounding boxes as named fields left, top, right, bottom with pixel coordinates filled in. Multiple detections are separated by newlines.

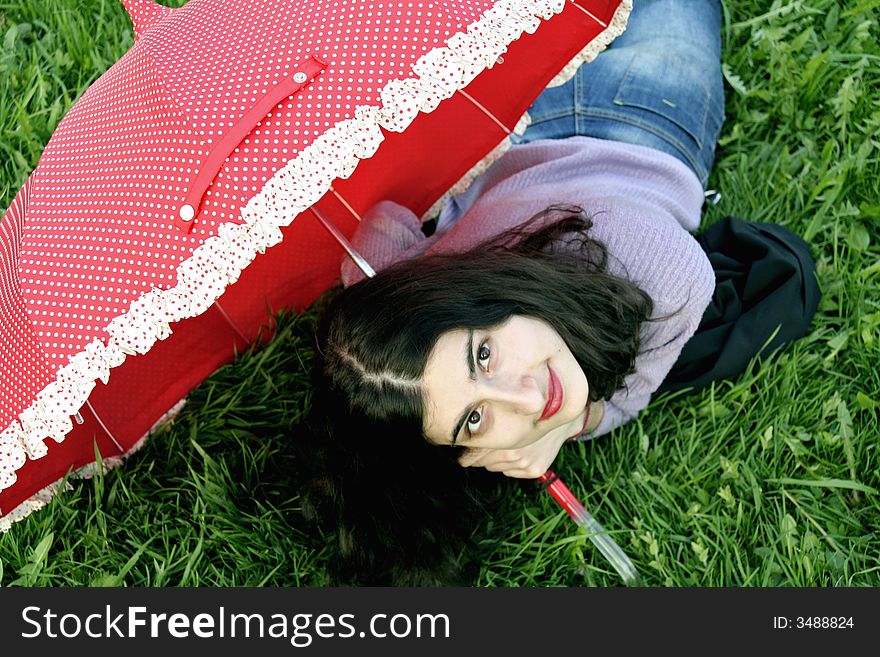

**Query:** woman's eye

left=466, top=408, right=483, bottom=434
left=476, top=341, right=491, bottom=368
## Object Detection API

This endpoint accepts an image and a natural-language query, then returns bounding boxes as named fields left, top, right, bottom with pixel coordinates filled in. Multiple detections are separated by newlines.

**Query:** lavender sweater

left=341, top=136, right=715, bottom=437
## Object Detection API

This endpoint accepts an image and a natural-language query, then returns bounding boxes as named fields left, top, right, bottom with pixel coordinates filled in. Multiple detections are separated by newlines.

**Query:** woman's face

left=421, top=315, right=590, bottom=451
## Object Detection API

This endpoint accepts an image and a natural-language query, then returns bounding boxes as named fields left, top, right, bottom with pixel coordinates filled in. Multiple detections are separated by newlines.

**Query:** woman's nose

left=484, top=375, right=545, bottom=415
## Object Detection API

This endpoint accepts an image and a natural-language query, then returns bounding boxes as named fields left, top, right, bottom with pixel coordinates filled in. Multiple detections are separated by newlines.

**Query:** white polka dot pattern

left=0, top=0, right=631, bottom=525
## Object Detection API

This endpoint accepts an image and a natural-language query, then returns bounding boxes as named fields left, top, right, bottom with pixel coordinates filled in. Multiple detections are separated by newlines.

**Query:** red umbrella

left=0, top=0, right=631, bottom=529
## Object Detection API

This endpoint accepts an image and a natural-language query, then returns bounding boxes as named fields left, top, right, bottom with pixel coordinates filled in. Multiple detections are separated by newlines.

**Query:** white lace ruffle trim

left=0, top=398, right=185, bottom=532
left=0, top=0, right=631, bottom=529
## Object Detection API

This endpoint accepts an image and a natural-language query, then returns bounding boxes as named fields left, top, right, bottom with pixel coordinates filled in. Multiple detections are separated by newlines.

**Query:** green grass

left=1, top=0, right=878, bottom=587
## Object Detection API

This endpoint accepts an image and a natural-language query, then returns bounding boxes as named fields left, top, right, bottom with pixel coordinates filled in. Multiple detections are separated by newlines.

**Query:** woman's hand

left=457, top=401, right=602, bottom=479
left=457, top=429, right=570, bottom=479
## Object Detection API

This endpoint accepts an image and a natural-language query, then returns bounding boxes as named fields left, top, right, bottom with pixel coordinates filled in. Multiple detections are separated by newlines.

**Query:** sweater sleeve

left=340, top=200, right=438, bottom=286
left=586, top=217, right=715, bottom=438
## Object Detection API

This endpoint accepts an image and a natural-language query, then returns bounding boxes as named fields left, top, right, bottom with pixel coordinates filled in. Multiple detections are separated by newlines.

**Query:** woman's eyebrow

left=451, top=329, right=476, bottom=443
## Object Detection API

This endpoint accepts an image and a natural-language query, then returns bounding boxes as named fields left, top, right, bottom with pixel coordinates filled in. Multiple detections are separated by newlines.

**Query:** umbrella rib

left=328, top=187, right=363, bottom=224
left=309, top=205, right=376, bottom=279
left=212, top=301, right=251, bottom=346
left=85, top=400, right=126, bottom=455
left=570, top=3, right=607, bottom=27
left=455, top=89, right=511, bottom=133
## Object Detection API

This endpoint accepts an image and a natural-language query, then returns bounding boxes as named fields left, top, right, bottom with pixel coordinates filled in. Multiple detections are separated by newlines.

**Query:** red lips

left=540, top=366, right=563, bottom=421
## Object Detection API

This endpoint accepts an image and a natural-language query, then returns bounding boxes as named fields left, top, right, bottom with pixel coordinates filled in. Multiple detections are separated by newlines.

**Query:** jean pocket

left=613, top=51, right=711, bottom=150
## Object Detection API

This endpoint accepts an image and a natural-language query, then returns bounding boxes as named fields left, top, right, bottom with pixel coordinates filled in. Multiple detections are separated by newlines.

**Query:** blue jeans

left=511, top=0, right=725, bottom=187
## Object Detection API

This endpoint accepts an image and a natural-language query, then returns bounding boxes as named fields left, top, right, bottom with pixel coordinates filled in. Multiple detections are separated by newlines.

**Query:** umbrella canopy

left=0, top=0, right=630, bottom=529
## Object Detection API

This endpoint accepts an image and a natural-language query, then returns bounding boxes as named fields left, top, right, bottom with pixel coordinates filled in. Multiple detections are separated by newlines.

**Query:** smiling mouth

left=540, top=366, right=563, bottom=421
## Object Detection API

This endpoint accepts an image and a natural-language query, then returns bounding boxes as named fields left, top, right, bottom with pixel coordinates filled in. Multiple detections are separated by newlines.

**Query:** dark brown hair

left=296, top=205, right=653, bottom=585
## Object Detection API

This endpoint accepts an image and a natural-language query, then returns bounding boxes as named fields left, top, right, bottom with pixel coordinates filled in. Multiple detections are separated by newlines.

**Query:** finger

left=461, top=449, right=519, bottom=469
left=479, top=458, right=550, bottom=479
left=499, top=469, right=540, bottom=479
left=457, top=447, right=491, bottom=468
left=481, top=461, right=544, bottom=478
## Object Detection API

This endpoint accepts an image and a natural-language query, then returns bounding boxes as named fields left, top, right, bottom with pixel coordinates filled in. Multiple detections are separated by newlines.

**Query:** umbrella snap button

left=173, top=55, right=327, bottom=233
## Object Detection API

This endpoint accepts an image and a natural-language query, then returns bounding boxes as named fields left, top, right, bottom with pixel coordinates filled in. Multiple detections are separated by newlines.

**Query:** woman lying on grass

left=295, top=0, right=817, bottom=585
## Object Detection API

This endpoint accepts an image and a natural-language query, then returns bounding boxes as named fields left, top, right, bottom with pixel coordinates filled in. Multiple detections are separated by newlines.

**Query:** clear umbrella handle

left=538, top=470, right=640, bottom=586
